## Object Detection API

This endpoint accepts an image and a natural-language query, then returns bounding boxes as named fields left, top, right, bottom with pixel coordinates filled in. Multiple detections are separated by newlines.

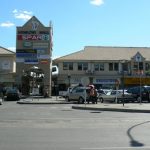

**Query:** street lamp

left=121, top=60, right=127, bottom=106
left=68, top=74, right=71, bottom=87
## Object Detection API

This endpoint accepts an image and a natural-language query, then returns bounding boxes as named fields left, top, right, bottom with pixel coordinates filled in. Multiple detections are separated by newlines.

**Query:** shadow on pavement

left=127, top=121, right=150, bottom=147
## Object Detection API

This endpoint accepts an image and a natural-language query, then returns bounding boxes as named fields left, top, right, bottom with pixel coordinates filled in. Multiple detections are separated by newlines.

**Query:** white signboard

left=32, top=88, right=39, bottom=95
left=2, top=60, right=10, bottom=70
left=81, top=77, right=89, bottom=86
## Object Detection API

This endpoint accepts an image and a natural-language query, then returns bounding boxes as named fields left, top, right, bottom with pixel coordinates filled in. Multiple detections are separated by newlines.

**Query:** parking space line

left=80, top=146, right=150, bottom=149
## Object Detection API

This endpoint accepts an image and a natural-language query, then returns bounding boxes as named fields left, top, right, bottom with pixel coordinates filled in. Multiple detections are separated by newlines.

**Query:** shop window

left=133, top=62, right=138, bottom=70
left=94, top=64, right=99, bottom=71
left=94, top=63, right=104, bottom=71
left=78, top=62, right=88, bottom=71
left=109, top=63, right=119, bottom=71
left=133, top=62, right=143, bottom=70
left=139, top=62, right=143, bottom=70
left=109, top=63, right=113, bottom=71
left=63, top=62, right=73, bottom=70
left=123, top=63, right=128, bottom=71
left=114, top=63, right=118, bottom=71
left=145, top=63, right=150, bottom=71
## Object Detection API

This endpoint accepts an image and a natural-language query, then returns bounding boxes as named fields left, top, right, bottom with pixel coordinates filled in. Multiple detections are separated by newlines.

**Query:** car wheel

left=99, top=97, right=103, bottom=103
left=148, top=93, right=150, bottom=102
left=116, top=99, right=120, bottom=103
left=137, top=96, right=142, bottom=103
left=78, top=97, right=84, bottom=104
left=66, top=96, right=70, bottom=102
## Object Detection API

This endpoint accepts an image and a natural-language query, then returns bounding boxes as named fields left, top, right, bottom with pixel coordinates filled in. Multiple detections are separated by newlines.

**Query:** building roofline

left=85, top=45, right=150, bottom=49
left=0, top=46, right=15, bottom=54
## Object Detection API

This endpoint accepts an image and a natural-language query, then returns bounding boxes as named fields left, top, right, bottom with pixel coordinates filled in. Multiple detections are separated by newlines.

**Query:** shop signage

left=17, top=49, right=37, bottom=53
left=24, top=58, right=38, bottom=64
left=16, top=49, right=37, bottom=58
left=18, top=31, right=36, bottom=34
left=17, top=34, right=49, bottom=40
left=33, top=42, right=49, bottom=48
left=16, top=58, right=24, bottom=63
left=124, top=77, right=150, bottom=85
left=37, top=54, right=50, bottom=59
left=16, top=53, right=37, bottom=58
left=95, top=79, right=116, bottom=84
left=23, top=42, right=32, bottom=47
left=17, top=31, right=49, bottom=34
left=40, top=59, right=49, bottom=64
left=31, top=20, right=39, bottom=30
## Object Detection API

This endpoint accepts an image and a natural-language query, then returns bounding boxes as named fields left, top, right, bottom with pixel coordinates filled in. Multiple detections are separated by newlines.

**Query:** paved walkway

left=17, top=96, right=150, bottom=113
left=17, top=96, right=70, bottom=104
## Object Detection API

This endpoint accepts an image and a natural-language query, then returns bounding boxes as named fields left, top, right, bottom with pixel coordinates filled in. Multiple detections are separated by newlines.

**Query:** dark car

left=126, top=86, right=150, bottom=102
left=5, top=88, right=21, bottom=101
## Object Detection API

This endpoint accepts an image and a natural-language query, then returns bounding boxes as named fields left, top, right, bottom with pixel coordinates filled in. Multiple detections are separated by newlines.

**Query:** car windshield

left=145, top=86, right=150, bottom=91
left=6, top=88, right=18, bottom=93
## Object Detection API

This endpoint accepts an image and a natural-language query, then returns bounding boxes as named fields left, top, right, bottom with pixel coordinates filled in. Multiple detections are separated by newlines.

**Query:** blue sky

left=1, top=0, right=150, bottom=58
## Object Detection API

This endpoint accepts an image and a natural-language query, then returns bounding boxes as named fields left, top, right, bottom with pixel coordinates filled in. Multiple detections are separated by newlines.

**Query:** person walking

left=89, top=86, right=97, bottom=104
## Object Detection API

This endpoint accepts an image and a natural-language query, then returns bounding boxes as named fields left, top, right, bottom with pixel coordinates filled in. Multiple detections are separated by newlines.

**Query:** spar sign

left=17, top=34, right=49, bottom=41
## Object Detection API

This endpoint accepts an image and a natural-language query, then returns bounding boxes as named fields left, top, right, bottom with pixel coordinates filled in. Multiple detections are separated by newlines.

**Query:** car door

left=142, top=87, right=149, bottom=100
left=103, top=91, right=116, bottom=102
left=69, top=88, right=78, bottom=100
left=69, top=87, right=83, bottom=100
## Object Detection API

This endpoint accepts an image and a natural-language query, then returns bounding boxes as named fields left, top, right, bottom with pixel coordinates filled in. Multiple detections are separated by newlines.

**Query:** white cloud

left=8, top=47, right=16, bottom=52
left=0, top=21, right=15, bottom=27
left=90, top=0, right=104, bottom=6
left=13, top=9, right=33, bottom=21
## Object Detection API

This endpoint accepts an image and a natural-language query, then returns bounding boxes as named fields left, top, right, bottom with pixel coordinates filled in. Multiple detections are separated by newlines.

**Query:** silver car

left=99, top=90, right=134, bottom=103
left=65, top=86, right=89, bottom=104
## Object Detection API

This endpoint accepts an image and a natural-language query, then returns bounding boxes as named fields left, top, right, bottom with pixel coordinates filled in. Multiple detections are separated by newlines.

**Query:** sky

left=1, top=0, right=150, bottom=59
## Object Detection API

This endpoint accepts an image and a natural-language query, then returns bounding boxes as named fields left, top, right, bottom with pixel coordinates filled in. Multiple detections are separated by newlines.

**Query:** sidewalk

left=72, top=103, right=150, bottom=113
left=17, top=96, right=70, bottom=104
left=17, top=96, right=150, bottom=113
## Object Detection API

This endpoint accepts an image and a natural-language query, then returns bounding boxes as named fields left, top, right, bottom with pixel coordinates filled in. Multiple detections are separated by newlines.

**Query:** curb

left=17, top=100, right=71, bottom=105
left=72, top=106, right=150, bottom=113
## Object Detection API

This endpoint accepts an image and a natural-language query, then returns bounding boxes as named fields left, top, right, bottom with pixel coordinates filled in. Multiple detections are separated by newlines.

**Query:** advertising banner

left=17, top=34, right=49, bottom=41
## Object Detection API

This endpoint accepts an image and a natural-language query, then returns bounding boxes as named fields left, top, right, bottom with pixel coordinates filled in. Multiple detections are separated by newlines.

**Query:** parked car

left=126, top=86, right=150, bottom=102
left=59, top=87, right=74, bottom=98
left=97, top=89, right=111, bottom=95
left=0, top=98, right=2, bottom=105
left=99, top=90, right=117, bottom=103
left=99, top=90, right=135, bottom=103
left=65, top=86, right=98, bottom=104
left=4, top=87, right=21, bottom=101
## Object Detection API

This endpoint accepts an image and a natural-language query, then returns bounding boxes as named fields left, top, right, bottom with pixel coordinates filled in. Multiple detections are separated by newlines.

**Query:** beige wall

left=0, top=55, right=16, bottom=86
left=54, top=58, right=150, bottom=89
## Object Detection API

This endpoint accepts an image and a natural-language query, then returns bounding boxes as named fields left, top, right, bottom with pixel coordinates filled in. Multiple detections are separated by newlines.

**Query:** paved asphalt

left=16, top=96, right=150, bottom=113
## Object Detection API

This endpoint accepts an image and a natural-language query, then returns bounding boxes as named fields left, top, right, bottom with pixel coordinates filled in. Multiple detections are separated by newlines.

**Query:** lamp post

left=121, top=60, right=127, bottom=107
left=68, top=74, right=71, bottom=87
left=122, top=68, right=125, bottom=106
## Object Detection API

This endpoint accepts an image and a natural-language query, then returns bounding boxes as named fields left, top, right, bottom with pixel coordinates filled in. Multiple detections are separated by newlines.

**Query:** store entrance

left=21, top=66, right=45, bottom=96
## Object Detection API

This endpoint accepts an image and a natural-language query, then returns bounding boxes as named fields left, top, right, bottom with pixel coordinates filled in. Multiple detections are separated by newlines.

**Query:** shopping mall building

left=16, top=16, right=52, bottom=96
left=53, top=46, right=150, bottom=91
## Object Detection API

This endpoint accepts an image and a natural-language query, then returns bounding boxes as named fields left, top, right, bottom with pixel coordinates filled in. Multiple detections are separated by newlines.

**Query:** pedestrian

left=89, top=86, right=97, bottom=104
left=44, top=87, right=48, bottom=98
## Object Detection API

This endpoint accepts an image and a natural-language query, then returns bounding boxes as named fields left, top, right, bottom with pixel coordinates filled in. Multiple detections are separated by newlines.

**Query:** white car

left=99, top=90, right=135, bottom=103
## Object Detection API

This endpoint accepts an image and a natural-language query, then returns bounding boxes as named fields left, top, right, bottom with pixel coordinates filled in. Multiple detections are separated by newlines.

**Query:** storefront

left=124, top=77, right=150, bottom=87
